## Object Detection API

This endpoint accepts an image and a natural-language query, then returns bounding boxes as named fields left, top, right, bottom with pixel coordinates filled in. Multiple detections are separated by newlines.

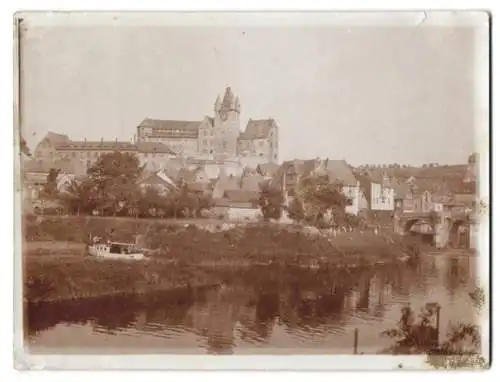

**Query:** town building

left=311, top=159, right=366, bottom=216
left=136, top=87, right=279, bottom=165
left=271, top=158, right=365, bottom=217
left=354, top=170, right=395, bottom=212
left=464, top=153, right=478, bottom=183
left=137, top=169, right=178, bottom=196
left=22, top=158, right=86, bottom=214
left=32, top=131, right=71, bottom=161
left=186, top=157, right=244, bottom=180
left=256, top=163, right=280, bottom=180
left=53, top=139, right=176, bottom=169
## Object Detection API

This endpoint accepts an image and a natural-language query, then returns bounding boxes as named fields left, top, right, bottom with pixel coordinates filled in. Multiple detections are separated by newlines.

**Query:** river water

left=25, top=252, right=479, bottom=355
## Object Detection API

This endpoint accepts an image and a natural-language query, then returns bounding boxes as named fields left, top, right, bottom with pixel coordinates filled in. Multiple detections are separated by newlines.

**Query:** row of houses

left=137, top=161, right=271, bottom=220
left=133, top=156, right=476, bottom=222
left=268, top=158, right=476, bottom=222
left=21, top=138, right=476, bottom=222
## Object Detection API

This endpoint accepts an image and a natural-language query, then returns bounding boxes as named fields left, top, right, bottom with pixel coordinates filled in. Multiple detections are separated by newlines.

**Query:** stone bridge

left=394, top=210, right=476, bottom=249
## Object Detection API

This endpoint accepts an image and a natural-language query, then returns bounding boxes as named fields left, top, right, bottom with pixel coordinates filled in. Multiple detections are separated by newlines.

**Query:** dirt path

left=24, top=241, right=86, bottom=252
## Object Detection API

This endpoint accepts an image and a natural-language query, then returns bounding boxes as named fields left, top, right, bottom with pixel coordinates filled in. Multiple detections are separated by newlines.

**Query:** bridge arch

left=403, top=218, right=433, bottom=234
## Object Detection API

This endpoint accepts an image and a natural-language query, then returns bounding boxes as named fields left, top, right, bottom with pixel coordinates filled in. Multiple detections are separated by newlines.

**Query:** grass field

left=22, top=216, right=420, bottom=304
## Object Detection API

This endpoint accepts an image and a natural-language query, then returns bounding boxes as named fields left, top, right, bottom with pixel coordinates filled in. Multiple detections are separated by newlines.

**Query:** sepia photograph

left=13, top=11, right=490, bottom=370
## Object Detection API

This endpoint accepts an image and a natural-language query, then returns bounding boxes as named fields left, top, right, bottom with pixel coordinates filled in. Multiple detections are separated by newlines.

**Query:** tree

left=286, top=196, right=305, bottom=222
left=194, top=193, right=214, bottom=218
left=137, top=186, right=168, bottom=217
left=176, top=183, right=198, bottom=218
left=299, top=175, right=349, bottom=227
left=86, top=151, right=143, bottom=216
left=259, top=183, right=284, bottom=221
left=41, top=168, right=61, bottom=199
left=59, top=178, right=97, bottom=216
left=382, top=290, right=487, bottom=369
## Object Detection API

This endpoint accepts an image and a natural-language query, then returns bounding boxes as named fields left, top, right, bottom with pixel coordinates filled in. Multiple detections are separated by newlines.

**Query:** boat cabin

left=92, top=242, right=140, bottom=255
left=109, top=242, right=140, bottom=254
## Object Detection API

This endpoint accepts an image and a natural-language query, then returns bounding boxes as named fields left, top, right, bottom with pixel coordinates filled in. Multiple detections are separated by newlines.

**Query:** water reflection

left=25, top=253, right=478, bottom=354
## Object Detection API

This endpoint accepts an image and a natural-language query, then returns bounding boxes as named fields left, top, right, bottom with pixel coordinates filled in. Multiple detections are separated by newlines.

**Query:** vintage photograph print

left=14, top=11, right=490, bottom=370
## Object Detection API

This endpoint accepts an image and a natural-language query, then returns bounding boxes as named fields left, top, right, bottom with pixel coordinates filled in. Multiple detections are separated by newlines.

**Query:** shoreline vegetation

left=24, top=215, right=426, bottom=304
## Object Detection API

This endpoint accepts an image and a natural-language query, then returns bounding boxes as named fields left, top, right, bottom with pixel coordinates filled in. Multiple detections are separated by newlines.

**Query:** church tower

left=212, top=86, right=241, bottom=158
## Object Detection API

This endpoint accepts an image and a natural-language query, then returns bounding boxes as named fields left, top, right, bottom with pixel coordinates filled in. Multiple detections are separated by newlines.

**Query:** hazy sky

left=21, top=21, right=476, bottom=165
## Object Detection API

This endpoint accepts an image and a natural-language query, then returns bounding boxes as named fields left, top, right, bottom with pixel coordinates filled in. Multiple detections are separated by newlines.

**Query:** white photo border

left=10, top=9, right=491, bottom=372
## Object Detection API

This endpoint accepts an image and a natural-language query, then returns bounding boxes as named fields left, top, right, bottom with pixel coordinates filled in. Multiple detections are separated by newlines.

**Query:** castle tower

left=212, top=86, right=241, bottom=158
left=217, top=86, right=240, bottom=121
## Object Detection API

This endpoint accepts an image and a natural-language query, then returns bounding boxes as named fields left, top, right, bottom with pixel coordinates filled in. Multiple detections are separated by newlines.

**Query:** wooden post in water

left=426, top=302, right=441, bottom=345
left=353, top=328, right=359, bottom=355
left=436, top=304, right=441, bottom=343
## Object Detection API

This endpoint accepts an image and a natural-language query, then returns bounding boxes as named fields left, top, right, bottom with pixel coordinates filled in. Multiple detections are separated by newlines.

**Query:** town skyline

left=21, top=22, right=476, bottom=166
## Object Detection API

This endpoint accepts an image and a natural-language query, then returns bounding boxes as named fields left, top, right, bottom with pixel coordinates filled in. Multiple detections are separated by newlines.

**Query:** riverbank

left=24, top=253, right=221, bottom=304
left=24, top=215, right=418, bottom=256
left=23, top=216, right=422, bottom=303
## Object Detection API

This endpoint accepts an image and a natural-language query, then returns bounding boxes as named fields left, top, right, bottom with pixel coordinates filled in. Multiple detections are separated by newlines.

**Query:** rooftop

left=136, top=141, right=176, bottom=154
left=137, top=118, right=200, bottom=139
left=223, top=189, right=260, bottom=204
left=322, top=159, right=358, bottom=187
left=40, top=131, right=71, bottom=146
left=55, top=141, right=136, bottom=151
left=239, top=119, right=276, bottom=140
left=256, top=163, right=280, bottom=177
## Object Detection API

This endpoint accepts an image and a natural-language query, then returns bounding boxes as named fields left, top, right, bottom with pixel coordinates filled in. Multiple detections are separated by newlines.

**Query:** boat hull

left=88, top=244, right=145, bottom=261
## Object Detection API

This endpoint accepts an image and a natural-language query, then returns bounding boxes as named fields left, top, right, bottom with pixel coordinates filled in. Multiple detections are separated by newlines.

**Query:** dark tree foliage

left=60, top=179, right=98, bottom=215
left=382, top=298, right=485, bottom=369
left=299, top=175, right=350, bottom=227
left=86, top=151, right=143, bottom=215
left=44, top=150, right=214, bottom=219
left=137, top=187, right=169, bottom=218
left=286, top=196, right=305, bottom=222
left=41, top=168, right=61, bottom=199
left=259, top=183, right=284, bottom=221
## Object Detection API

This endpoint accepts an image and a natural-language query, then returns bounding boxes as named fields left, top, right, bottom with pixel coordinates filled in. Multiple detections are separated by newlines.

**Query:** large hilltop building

left=29, top=87, right=279, bottom=180
left=136, top=87, right=279, bottom=166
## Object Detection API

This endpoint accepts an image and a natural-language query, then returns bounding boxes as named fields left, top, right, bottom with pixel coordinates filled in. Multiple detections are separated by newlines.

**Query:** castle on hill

left=136, top=86, right=279, bottom=167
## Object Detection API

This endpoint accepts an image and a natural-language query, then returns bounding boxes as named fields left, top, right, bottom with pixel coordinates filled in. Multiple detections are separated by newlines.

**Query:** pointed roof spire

left=221, top=86, right=235, bottom=112
left=214, top=95, right=221, bottom=112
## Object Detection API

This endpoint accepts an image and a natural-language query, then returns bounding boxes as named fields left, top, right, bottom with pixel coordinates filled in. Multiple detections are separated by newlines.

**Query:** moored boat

left=88, top=234, right=146, bottom=260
